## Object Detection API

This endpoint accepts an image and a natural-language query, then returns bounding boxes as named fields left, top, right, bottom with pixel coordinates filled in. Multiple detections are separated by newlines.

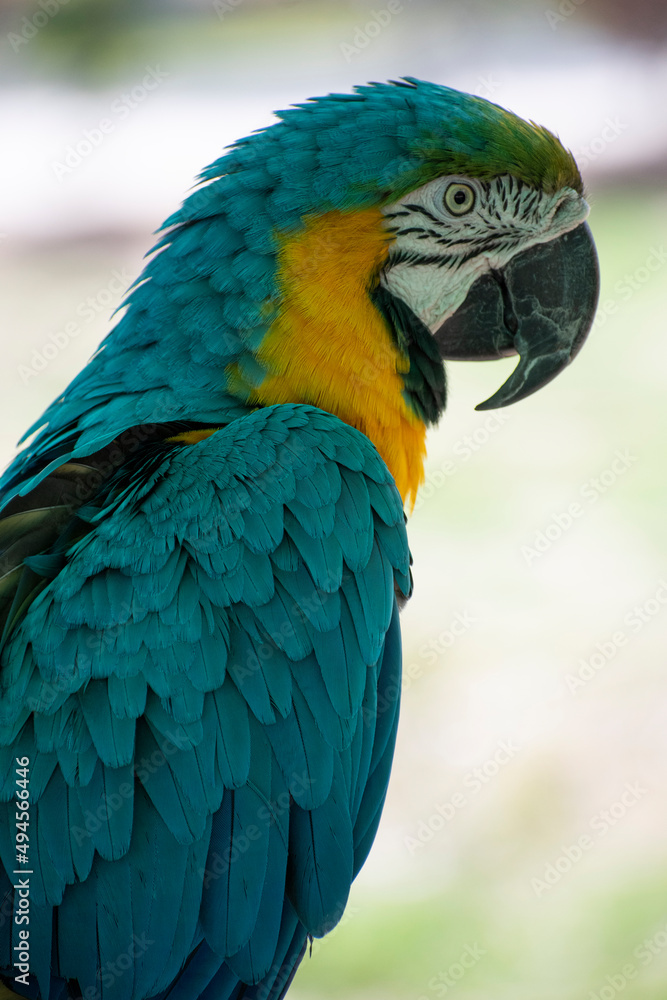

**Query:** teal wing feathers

left=0, top=403, right=410, bottom=1000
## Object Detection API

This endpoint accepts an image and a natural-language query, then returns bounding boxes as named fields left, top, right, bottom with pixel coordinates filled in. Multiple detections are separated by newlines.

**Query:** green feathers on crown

left=402, top=82, right=583, bottom=197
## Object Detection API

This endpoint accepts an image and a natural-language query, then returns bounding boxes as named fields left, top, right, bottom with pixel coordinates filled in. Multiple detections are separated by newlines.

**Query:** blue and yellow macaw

left=0, top=79, right=598, bottom=1000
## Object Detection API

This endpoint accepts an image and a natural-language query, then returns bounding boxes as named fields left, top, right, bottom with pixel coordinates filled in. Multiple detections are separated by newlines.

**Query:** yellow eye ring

left=444, top=182, right=476, bottom=216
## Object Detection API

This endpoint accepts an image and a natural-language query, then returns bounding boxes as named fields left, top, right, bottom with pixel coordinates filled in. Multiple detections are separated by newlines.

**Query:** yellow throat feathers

left=228, top=208, right=427, bottom=508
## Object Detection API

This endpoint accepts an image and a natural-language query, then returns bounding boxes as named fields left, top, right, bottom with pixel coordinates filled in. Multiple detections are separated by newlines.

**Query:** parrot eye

left=443, top=182, right=476, bottom=216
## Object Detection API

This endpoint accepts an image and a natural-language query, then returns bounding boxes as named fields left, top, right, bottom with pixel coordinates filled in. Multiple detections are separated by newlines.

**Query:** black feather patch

left=369, top=283, right=447, bottom=424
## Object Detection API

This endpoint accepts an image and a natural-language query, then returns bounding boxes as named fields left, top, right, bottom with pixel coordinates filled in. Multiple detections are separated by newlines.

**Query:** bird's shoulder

left=0, top=403, right=413, bottom=651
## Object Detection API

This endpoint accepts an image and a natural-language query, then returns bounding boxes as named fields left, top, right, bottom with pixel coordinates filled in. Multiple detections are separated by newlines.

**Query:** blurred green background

left=1, top=0, right=667, bottom=997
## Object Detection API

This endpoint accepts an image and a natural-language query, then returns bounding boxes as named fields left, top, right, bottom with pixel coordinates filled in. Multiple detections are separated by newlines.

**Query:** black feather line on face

left=369, top=284, right=446, bottom=425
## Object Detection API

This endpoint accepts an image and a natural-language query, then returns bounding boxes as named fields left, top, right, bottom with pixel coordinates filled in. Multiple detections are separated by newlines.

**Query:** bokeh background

left=1, top=0, right=667, bottom=997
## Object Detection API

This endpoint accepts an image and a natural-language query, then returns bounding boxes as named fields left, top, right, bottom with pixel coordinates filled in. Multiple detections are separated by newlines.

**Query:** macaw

left=0, top=79, right=598, bottom=1000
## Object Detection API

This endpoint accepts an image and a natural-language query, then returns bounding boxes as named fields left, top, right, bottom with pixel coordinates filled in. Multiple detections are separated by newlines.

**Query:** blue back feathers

left=0, top=405, right=410, bottom=999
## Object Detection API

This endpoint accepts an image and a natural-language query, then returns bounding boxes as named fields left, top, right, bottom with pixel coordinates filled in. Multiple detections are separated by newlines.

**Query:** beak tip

left=474, top=388, right=518, bottom=411
left=474, top=398, right=495, bottom=412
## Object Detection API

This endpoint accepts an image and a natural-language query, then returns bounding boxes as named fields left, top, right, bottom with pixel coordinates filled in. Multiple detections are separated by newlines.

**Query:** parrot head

left=157, top=77, right=598, bottom=503
left=6, top=79, right=599, bottom=511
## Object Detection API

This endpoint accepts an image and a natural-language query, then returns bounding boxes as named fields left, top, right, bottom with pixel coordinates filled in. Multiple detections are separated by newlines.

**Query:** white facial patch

left=379, top=174, right=590, bottom=333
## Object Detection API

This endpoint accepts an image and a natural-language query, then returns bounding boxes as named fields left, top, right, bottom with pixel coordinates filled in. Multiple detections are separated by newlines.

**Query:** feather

left=286, top=755, right=353, bottom=937
left=130, top=784, right=199, bottom=998
left=253, top=582, right=312, bottom=662
left=242, top=909, right=306, bottom=1000
left=78, top=680, right=136, bottom=768
left=291, top=652, right=358, bottom=752
left=226, top=622, right=276, bottom=725
left=224, top=753, right=291, bottom=984
left=135, top=722, right=206, bottom=844
left=74, top=759, right=134, bottom=861
left=276, top=562, right=340, bottom=633
left=95, top=855, right=135, bottom=1000
left=334, top=473, right=374, bottom=572
left=200, top=732, right=271, bottom=959
left=36, top=771, right=75, bottom=896
left=209, top=681, right=251, bottom=789
left=368, top=601, right=402, bottom=774
left=57, top=875, right=99, bottom=992
left=159, top=941, right=223, bottom=1000
left=282, top=512, right=343, bottom=593
left=107, top=672, right=148, bottom=719
left=366, top=477, right=403, bottom=527
left=264, top=686, right=334, bottom=810
left=241, top=505, right=284, bottom=554
left=284, top=498, right=335, bottom=540
left=67, top=780, right=96, bottom=881
left=310, top=600, right=366, bottom=719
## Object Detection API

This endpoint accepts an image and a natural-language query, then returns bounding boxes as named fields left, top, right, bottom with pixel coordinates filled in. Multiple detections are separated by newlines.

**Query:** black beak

left=434, top=222, right=600, bottom=410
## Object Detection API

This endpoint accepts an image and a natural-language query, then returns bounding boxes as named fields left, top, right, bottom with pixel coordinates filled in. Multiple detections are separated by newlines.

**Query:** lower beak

left=434, top=222, right=600, bottom=410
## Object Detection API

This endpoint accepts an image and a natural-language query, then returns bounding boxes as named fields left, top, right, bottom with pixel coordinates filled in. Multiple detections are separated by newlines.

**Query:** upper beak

left=434, top=222, right=600, bottom=411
